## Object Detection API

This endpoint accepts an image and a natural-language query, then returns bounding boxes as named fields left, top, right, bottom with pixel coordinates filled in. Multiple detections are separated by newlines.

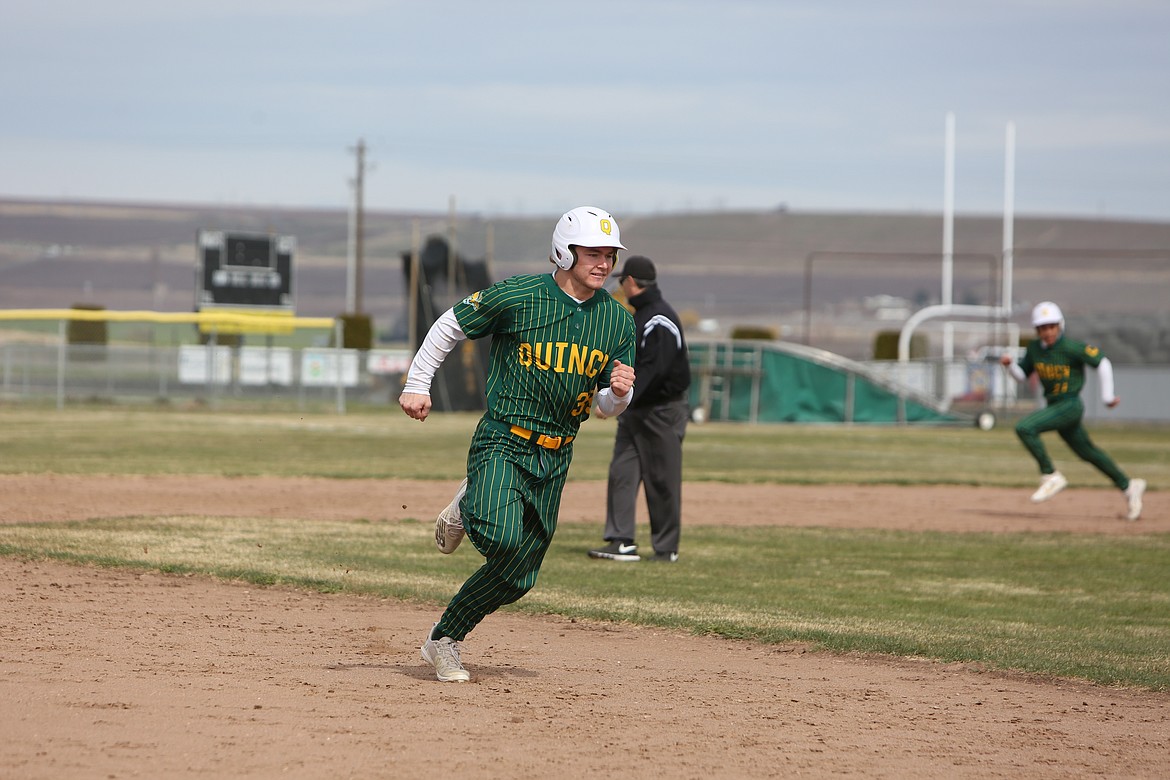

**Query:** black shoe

left=646, top=551, right=679, bottom=563
left=588, top=541, right=641, bottom=561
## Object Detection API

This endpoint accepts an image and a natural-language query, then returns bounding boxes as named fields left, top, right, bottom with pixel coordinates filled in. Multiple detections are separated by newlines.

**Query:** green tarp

left=689, top=341, right=958, bottom=424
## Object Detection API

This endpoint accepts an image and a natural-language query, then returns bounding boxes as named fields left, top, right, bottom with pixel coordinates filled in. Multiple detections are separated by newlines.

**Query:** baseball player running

left=399, top=206, right=637, bottom=682
left=1000, top=301, right=1146, bottom=520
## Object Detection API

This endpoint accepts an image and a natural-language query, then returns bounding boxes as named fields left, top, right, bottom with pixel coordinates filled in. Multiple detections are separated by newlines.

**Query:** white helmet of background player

left=1031, top=301, right=1065, bottom=332
left=550, top=206, right=626, bottom=270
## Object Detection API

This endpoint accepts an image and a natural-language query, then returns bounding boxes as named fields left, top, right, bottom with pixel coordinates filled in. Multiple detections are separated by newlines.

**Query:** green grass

left=1, top=406, right=1167, bottom=487
left=2, top=516, right=1167, bottom=689
left=1, top=405, right=1168, bottom=689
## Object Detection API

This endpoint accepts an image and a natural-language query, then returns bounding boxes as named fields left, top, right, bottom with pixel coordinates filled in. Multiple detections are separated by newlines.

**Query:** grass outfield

left=1, top=406, right=1167, bottom=689
left=1, top=406, right=1167, bottom=487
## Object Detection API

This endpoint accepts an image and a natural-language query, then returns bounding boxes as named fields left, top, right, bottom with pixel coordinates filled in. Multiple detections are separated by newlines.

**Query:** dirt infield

left=1, top=476, right=1167, bottom=779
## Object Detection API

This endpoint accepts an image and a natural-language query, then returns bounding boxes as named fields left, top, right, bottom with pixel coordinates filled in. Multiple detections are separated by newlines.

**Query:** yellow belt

left=509, top=424, right=574, bottom=450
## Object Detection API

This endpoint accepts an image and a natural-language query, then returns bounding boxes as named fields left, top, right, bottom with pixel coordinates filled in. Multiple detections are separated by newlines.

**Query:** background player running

left=1000, top=301, right=1146, bottom=520
left=399, top=206, right=637, bottom=681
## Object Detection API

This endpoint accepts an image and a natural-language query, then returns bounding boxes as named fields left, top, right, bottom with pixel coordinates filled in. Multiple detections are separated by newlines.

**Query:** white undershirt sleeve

left=1097, top=357, right=1116, bottom=404
left=402, top=308, right=466, bottom=395
left=595, top=385, right=634, bottom=417
left=1006, top=362, right=1027, bottom=383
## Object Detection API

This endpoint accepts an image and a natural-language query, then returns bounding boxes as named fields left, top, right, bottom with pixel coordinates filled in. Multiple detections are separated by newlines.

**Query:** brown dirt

left=1, top=476, right=1166, bottom=779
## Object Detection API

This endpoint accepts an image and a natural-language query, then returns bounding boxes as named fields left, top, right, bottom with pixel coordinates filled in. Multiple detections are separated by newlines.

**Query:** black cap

left=617, top=255, right=656, bottom=282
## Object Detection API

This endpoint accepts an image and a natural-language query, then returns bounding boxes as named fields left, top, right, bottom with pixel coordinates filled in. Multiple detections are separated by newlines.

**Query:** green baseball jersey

left=453, top=273, right=636, bottom=438
left=1018, top=334, right=1105, bottom=402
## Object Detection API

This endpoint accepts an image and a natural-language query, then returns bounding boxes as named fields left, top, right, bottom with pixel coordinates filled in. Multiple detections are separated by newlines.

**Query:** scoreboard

left=196, top=230, right=294, bottom=311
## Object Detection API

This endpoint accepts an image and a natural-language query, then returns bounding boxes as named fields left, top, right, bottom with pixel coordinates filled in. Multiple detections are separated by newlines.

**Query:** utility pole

left=345, top=178, right=356, bottom=313
left=349, top=138, right=369, bottom=314
left=484, top=222, right=495, bottom=283
left=447, top=194, right=458, bottom=305
left=409, top=219, right=420, bottom=349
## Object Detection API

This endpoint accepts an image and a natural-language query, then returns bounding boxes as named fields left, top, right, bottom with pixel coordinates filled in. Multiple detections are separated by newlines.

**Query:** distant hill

left=2, top=198, right=1168, bottom=360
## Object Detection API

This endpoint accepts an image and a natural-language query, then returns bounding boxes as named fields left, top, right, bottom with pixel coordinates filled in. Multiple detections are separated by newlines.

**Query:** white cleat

left=587, top=541, right=641, bottom=562
left=435, top=478, right=467, bottom=554
left=1031, top=471, right=1068, bottom=503
left=1125, top=478, right=1146, bottom=521
left=421, top=625, right=470, bottom=682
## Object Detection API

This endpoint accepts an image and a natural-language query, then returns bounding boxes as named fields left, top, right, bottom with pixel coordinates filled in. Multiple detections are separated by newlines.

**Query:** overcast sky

left=2, top=1, right=1168, bottom=220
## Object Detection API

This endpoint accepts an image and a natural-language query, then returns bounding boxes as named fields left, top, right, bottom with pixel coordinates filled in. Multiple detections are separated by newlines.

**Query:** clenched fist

left=609, top=359, right=635, bottom=398
left=399, top=392, right=432, bottom=421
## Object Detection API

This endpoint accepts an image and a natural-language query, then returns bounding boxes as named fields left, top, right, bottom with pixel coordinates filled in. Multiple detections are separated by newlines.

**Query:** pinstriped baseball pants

left=435, top=418, right=571, bottom=642
left=1014, top=396, right=1129, bottom=489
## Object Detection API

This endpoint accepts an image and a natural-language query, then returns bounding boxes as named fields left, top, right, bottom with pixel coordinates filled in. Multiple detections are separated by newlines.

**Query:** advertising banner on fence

left=239, top=347, right=293, bottom=386
left=302, top=350, right=360, bottom=387
left=178, top=345, right=233, bottom=385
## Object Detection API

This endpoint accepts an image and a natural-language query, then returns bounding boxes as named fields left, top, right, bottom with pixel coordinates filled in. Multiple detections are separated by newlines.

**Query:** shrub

left=67, top=303, right=107, bottom=346
left=338, top=313, right=374, bottom=350
left=730, top=325, right=776, bottom=341
left=872, top=331, right=928, bottom=360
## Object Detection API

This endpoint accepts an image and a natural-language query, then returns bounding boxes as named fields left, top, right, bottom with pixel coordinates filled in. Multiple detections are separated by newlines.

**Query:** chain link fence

left=0, top=342, right=412, bottom=412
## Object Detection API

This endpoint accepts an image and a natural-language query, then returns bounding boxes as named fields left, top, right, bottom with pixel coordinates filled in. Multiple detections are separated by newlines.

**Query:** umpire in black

left=589, top=255, right=691, bottom=563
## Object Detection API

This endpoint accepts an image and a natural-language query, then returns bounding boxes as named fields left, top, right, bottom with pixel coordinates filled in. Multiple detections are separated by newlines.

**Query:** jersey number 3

left=572, top=389, right=596, bottom=417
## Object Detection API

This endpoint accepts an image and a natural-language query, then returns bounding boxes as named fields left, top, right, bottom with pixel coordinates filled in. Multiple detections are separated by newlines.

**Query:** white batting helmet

left=1031, top=301, right=1065, bottom=330
left=550, top=206, right=626, bottom=270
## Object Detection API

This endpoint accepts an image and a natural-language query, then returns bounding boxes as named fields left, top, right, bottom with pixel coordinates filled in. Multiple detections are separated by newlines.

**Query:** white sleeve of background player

left=595, top=384, right=634, bottom=417
left=1097, top=357, right=1117, bottom=404
left=402, top=308, right=466, bottom=395
left=1006, top=362, right=1026, bottom=382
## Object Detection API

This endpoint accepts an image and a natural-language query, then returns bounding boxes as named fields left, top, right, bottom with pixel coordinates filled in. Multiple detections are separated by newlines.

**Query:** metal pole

left=845, top=372, right=855, bottom=423
left=802, top=253, right=813, bottom=345
left=942, top=112, right=955, bottom=308
left=158, top=343, right=167, bottom=398
left=942, top=112, right=957, bottom=401
left=409, top=219, right=420, bottom=349
left=57, top=320, right=66, bottom=410
left=346, top=176, right=357, bottom=313
left=447, top=194, right=458, bottom=304
left=1002, top=121, right=1016, bottom=321
left=350, top=138, right=367, bottom=314
left=208, top=329, right=219, bottom=410
left=334, top=320, right=346, bottom=414
left=749, top=344, right=761, bottom=424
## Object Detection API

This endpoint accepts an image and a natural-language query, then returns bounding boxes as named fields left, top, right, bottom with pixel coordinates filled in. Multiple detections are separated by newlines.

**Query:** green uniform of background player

left=400, top=206, right=637, bottom=682
left=1001, top=301, right=1145, bottom=520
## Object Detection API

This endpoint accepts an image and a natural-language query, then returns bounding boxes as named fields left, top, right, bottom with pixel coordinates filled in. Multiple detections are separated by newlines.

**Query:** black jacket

left=626, top=285, right=691, bottom=408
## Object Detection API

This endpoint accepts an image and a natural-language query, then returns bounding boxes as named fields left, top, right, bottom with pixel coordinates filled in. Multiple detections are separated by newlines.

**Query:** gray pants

left=604, top=397, right=688, bottom=554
